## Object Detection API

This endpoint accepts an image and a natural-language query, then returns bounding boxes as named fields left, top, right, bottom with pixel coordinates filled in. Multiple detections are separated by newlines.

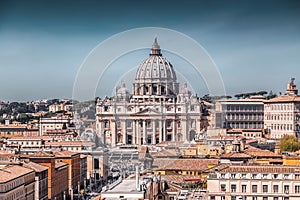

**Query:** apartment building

left=264, top=78, right=300, bottom=139
left=0, top=164, right=35, bottom=200
left=213, top=96, right=265, bottom=138
left=207, top=164, right=300, bottom=200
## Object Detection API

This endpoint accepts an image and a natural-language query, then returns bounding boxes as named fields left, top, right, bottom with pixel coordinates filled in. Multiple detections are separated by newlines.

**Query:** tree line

left=201, top=90, right=278, bottom=103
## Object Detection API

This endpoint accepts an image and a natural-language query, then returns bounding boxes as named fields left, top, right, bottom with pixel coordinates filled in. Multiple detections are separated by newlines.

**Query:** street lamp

left=78, top=181, right=80, bottom=198
left=70, top=187, right=73, bottom=200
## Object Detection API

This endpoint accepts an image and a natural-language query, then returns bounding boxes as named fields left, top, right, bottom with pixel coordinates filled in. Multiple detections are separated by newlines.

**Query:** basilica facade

left=95, top=39, right=206, bottom=146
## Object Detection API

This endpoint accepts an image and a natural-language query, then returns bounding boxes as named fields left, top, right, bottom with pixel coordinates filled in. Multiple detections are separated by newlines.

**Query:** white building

left=207, top=164, right=300, bottom=200
left=212, top=96, right=265, bottom=139
left=39, top=115, right=73, bottom=135
left=264, top=78, right=300, bottom=139
left=96, top=38, right=206, bottom=146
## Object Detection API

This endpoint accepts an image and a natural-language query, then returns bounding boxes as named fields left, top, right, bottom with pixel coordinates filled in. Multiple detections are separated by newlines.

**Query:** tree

left=234, top=94, right=243, bottom=99
left=201, top=94, right=212, bottom=103
left=280, top=135, right=300, bottom=152
left=257, top=91, right=268, bottom=96
left=267, top=90, right=277, bottom=100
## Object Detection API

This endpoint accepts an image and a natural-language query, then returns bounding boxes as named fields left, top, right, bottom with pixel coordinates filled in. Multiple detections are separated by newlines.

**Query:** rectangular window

left=167, top=120, right=172, bottom=128
left=231, top=184, right=236, bottom=192
left=273, top=185, right=279, bottom=193
left=263, top=185, right=268, bottom=193
left=252, top=185, right=257, bottom=193
left=295, top=185, right=300, bottom=193
left=220, top=173, right=225, bottom=178
left=296, top=174, right=300, bottom=180
left=104, top=106, right=108, bottom=111
left=104, top=121, right=109, bottom=128
left=284, top=185, right=289, bottom=194
left=242, top=185, right=247, bottom=192
left=221, top=184, right=226, bottom=192
left=262, top=174, right=268, bottom=179
left=191, top=105, right=195, bottom=111
left=263, top=197, right=267, bottom=200
left=252, top=174, right=257, bottom=179
left=127, top=120, right=132, bottom=128
left=231, top=173, right=236, bottom=179
left=146, top=120, right=152, bottom=128
left=241, top=173, right=246, bottom=178
left=274, top=198, right=278, bottom=200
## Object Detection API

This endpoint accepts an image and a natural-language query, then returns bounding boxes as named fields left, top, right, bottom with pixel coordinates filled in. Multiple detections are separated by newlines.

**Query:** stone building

left=0, top=164, right=35, bottom=200
left=264, top=78, right=300, bottom=139
left=29, top=151, right=69, bottom=200
left=212, top=96, right=265, bottom=139
left=23, top=161, right=49, bottom=200
left=207, top=164, right=300, bottom=200
left=96, top=38, right=205, bottom=146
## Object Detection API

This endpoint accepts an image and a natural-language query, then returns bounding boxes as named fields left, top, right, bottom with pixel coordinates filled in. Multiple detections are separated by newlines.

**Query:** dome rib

left=134, top=38, right=178, bottom=98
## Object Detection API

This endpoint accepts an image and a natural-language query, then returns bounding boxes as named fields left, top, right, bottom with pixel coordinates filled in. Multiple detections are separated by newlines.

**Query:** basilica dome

left=132, top=38, right=179, bottom=100
left=135, top=38, right=177, bottom=83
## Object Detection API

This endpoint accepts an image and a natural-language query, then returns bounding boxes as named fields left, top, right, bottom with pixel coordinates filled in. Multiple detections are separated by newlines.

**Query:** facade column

left=135, top=84, right=139, bottom=95
left=133, top=120, right=136, bottom=144
left=143, top=120, right=146, bottom=144
left=98, top=119, right=104, bottom=144
left=149, top=84, right=153, bottom=95
left=196, top=118, right=201, bottom=133
left=172, top=119, right=176, bottom=142
left=111, top=120, right=116, bottom=147
left=136, top=120, right=140, bottom=145
left=159, top=120, right=162, bottom=143
left=182, top=119, right=187, bottom=141
left=141, top=85, right=145, bottom=95
left=162, top=119, right=166, bottom=141
left=166, top=83, right=168, bottom=95
left=152, top=120, right=156, bottom=145
left=158, top=85, right=161, bottom=95
left=123, top=120, right=127, bottom=144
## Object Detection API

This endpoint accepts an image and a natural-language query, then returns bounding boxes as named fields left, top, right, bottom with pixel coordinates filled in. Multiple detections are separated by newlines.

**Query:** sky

left=0, top=0, right=300, bottom=101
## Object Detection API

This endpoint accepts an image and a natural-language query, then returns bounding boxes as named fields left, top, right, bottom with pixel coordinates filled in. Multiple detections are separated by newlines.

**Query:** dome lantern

left=150, top=37, right=162, bottom=56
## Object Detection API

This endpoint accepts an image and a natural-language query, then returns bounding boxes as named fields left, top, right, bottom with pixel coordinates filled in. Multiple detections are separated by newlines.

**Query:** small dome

left=116, top=82, right=129, bottom=95
left=135, top=38, right=177, bottom=83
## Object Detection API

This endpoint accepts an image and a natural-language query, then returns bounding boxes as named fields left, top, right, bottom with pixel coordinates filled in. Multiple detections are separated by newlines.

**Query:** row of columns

left=97, top=117, right=201, bottom=146
left=133, top=83, right=178, bottom=96
left=131, top=119, right=168, bottom=145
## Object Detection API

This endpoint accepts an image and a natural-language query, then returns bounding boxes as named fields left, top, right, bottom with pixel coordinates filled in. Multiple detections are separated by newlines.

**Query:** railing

left=108, top=177, right=122, bottom=190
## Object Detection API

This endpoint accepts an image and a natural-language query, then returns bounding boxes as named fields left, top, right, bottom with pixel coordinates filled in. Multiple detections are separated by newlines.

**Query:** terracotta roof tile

left=221, top=152, right=251, bottom=159
left=0, top=165, right=34, bottom=182
left=22, top=161, right=48, bottom=172
left=160, top=159, right=218, bottom=171
left=245, top=146, right=281, bottom=158
left=31, top=151, right=54, bottom=158
left=265, top=95, right=300, bottom=103
left=218, top=164, right=300, bottom=173
left=55, top=161, right=68, bottom=169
